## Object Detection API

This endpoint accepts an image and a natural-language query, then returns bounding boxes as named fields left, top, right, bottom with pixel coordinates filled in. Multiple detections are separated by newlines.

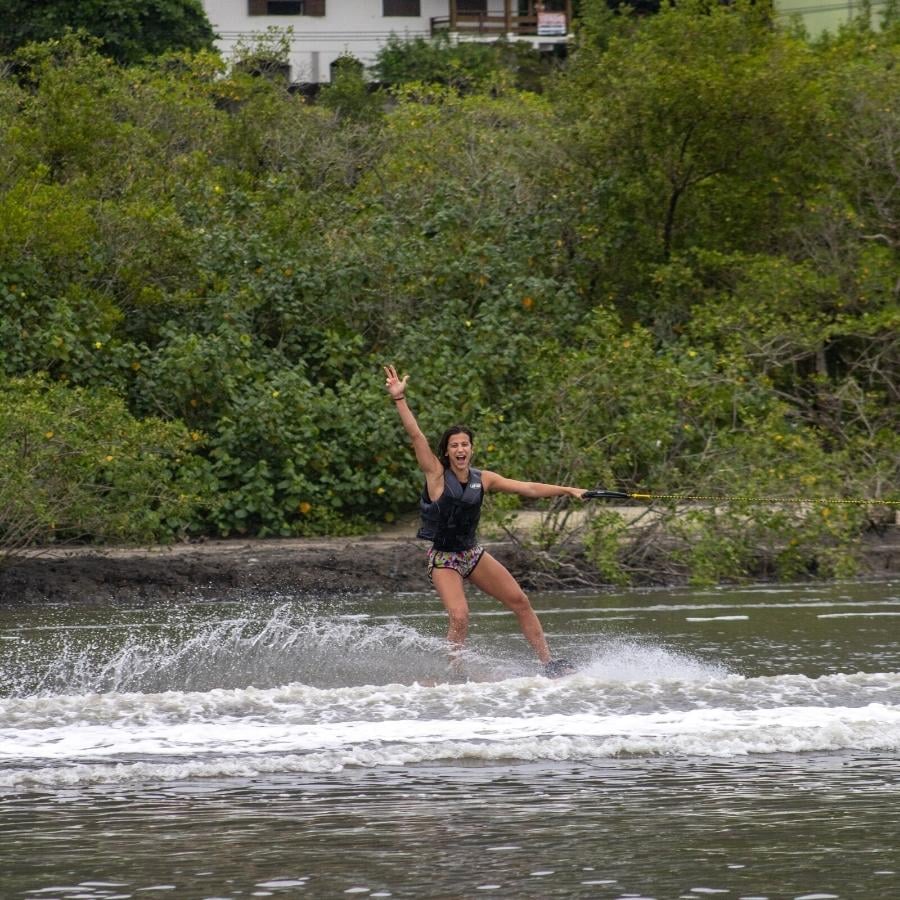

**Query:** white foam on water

left=2, top=669, right=897, bottom=730
left=3, top=605, right=458, bottom=697
left=817, top=612, right=900, bottom=618
left=2, top=601, right=898, bottom=790
left=3, top=690, right=898, bottom=787
left=577, top=639, right=729, bottom=682
left=6, top=700, right=899, bottom=760
left=686, top=616, right=750, bottom=622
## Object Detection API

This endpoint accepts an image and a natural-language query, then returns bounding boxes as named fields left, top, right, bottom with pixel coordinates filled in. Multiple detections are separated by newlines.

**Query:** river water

left=1, top=580, right=898, bottom=899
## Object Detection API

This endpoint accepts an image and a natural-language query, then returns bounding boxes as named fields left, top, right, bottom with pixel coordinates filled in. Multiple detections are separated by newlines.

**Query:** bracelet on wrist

left=393, top=395, right=405, bottom=402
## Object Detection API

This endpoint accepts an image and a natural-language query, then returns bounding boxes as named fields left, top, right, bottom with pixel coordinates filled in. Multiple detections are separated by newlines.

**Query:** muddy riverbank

left=1, top=509, right=897, bottom=604
left=0, top=535, right=558, bottom=604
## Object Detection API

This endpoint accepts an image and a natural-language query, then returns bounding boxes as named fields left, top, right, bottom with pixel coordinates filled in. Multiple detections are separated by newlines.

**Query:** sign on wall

left=537, top=11, right=566, bottom=35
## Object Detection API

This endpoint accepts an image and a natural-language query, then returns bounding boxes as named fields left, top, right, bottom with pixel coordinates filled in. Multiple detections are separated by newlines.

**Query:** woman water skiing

left=384, top=364, right=588, bottom=677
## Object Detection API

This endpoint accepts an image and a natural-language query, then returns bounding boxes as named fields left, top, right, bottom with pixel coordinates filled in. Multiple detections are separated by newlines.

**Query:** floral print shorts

left=427, top=545, right=485, bottom=581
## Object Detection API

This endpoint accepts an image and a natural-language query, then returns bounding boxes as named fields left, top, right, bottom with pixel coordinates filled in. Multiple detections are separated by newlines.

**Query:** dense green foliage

left=372, top=33, right=561, bottom=92
left=0, top=377, right=201, bottom=561
left=0, top=0, right=215, bottom=64
left=0, top=2, right=897, bottom=581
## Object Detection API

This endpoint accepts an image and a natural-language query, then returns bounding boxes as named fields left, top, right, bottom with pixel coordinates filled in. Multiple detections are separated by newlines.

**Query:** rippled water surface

left=1, top=579, right=898, bottom=899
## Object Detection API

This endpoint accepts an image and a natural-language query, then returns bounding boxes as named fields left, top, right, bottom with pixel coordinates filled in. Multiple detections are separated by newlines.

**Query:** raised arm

left=383, top=365, right=444, bottom=491
left=481, top=470, right=588, bottom=501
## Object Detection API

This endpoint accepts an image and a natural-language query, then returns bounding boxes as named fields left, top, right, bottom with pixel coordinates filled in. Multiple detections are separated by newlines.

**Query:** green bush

left=0, top=377, right=206, bottom=559
left=372, top=34, right=559, bottom=93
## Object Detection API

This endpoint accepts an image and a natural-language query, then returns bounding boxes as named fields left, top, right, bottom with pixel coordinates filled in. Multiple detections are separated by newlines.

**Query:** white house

left=774, top=0, right=889, bottom=37
left=202, top=1, right=882, bottom=85
left=201, top=1, right=573, bottom=84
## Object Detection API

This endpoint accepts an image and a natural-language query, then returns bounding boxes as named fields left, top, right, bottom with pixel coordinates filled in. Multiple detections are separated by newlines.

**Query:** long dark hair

left=437, top=425, right=474, bottom=469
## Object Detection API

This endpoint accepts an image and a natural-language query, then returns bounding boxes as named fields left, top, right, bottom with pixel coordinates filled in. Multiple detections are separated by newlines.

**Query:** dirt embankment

left=1, top=513, right=897, bottom=604
left=0, top=535, right=548, bottom=604
left=0, top=512, right=593, bottom=604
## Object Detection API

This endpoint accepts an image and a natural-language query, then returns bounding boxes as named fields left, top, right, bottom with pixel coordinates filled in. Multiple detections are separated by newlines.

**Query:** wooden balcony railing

left=431, top=13, right=567, bottom=36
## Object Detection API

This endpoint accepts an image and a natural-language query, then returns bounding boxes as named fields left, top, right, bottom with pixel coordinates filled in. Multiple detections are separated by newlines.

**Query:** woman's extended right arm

left=383, top=366, right=444, bottom=490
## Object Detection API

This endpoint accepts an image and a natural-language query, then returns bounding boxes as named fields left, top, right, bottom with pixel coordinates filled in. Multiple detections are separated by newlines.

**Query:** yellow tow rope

left=584, top=489, right=899, bottom=507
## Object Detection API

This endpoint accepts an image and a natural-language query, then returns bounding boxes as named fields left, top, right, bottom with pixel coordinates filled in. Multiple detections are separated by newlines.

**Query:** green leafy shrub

left=198, top=370, right=415, bottom=537
left=0, top=377, right=206, bottom=560
left=372, top=34, right=558, bottom=93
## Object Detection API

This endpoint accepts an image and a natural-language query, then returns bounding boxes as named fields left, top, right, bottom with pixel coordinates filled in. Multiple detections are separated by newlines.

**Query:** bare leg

left=468, top=552, right=551, bottom=664
left=431, top=567, right=470, bottom=665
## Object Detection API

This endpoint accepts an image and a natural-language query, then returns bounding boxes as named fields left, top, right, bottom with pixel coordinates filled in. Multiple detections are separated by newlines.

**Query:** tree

left=0, top=0, right=216, bottom=65
left=555, top=0, right=829, bottom=325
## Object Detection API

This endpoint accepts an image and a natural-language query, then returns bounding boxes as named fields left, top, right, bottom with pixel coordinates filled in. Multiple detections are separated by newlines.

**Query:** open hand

left=383, top=364, right=409, bottom=401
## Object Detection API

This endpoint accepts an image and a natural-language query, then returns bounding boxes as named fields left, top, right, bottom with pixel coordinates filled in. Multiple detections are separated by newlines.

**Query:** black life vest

left=417, top=468, right=484, bottom=551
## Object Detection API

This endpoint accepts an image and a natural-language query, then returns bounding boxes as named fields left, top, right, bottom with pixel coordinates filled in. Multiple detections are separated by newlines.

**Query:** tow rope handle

left=583, top=489, right=648, bottom=501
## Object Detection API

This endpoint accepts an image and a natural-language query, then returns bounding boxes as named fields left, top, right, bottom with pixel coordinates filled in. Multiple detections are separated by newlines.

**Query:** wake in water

left=3, top=601, right=466, bottom=696
left=1, top=601, right=726, bottom=698
left=2, top=599, right=899, bottom=788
